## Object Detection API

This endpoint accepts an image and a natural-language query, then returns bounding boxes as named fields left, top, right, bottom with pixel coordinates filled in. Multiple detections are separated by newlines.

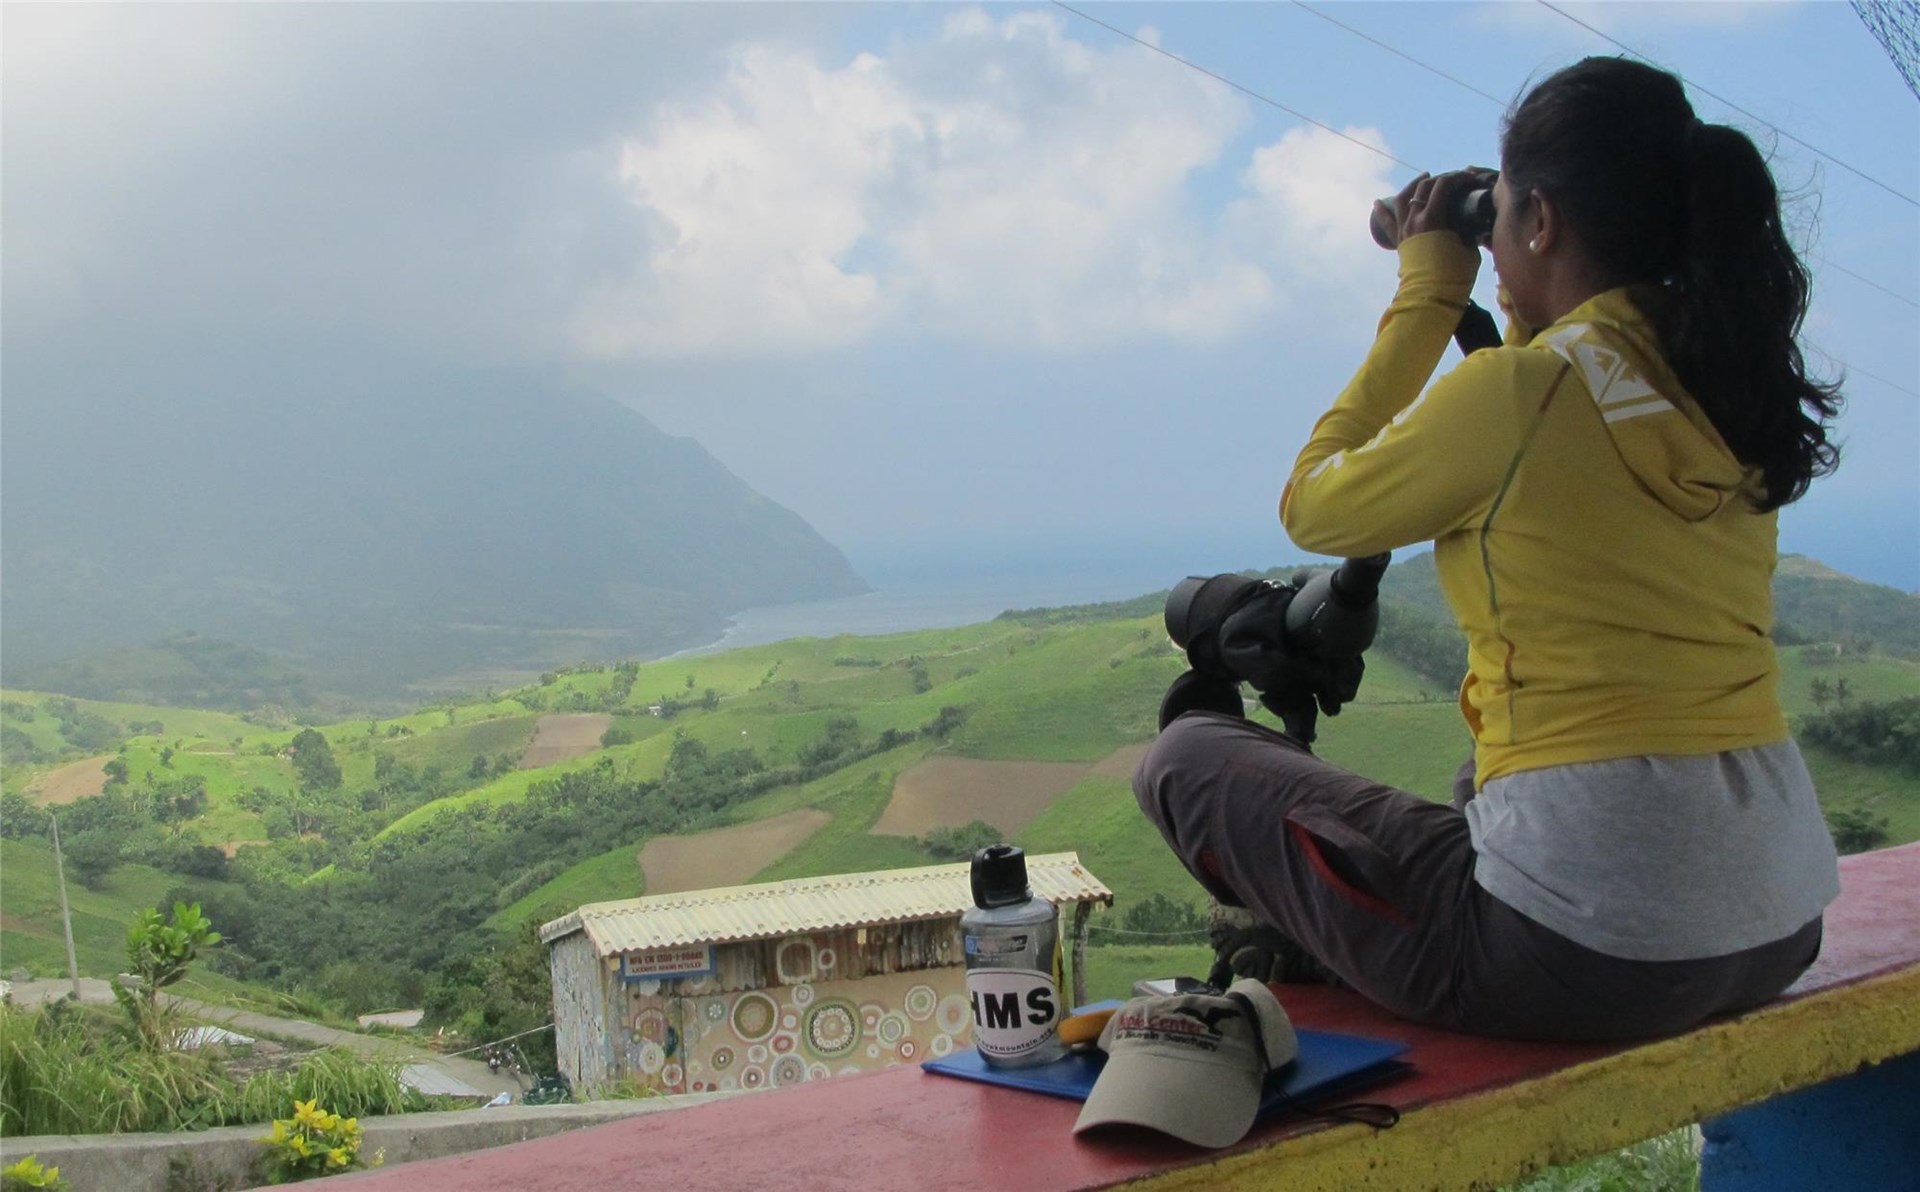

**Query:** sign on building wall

left=621, top=945, right=715, bottom=980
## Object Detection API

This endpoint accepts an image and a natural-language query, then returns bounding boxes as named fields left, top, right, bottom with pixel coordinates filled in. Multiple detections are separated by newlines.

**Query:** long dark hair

left=1500, top=56, right=1841, bottom=511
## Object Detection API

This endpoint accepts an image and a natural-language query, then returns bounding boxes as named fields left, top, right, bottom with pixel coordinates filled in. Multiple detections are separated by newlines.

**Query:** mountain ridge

left=1, top=341, right=867, bottom=701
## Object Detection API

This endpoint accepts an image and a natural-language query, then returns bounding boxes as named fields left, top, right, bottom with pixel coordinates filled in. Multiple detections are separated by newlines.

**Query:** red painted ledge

left=333, top=842, right=1919, bottom=1192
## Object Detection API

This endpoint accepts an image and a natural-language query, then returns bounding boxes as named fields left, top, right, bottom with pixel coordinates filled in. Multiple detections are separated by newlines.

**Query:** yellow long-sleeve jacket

left=1281, top=233, right=1788, bottom=788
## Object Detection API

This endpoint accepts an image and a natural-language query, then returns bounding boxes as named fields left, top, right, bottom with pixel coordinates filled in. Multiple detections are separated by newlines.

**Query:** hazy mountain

left=1, top=340, right=866, bottom=700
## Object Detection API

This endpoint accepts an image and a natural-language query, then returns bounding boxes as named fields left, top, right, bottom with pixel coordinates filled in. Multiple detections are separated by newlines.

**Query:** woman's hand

left=1371, top=168, right=1497, bottom=249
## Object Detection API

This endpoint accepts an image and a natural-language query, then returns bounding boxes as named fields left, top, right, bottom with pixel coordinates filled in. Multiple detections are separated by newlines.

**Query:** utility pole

left=49, top=813, right=83, bottom=1001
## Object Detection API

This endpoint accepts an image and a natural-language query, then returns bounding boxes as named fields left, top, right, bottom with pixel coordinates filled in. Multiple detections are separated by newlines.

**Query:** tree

left=62, top=830, right=122, bottom=890
left=920, top=820, right=1003, bottom=861
left=1810, top=677, right=1834, bottom=712
left=0, top=792, right=49, bottom=839
left=113, top=901, right=221, bottom=1049
left=289, top=728, right=342, bottom=792
left=1118, top=892, right=1207, bottom=937
left=1834, top=677, right=1854, bottom=708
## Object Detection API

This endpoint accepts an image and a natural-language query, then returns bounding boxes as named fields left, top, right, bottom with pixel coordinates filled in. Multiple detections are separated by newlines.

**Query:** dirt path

left=518, top=714, right=613, bottom=769
left=872, top=756, right=1091, bottom=838
left=24, top=757, right=111, bottom=806
left=638, top=809, right=832, bottom=895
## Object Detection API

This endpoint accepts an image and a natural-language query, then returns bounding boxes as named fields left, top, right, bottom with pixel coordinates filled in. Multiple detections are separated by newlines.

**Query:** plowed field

left=518, top=714, right=612, bottom=769
left=638, top=808, right=833, bottom=895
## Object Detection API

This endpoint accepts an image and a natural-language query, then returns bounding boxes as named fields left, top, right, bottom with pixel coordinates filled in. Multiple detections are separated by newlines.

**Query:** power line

left=1048, top=0, right=1920, bottom=401
left=1808, top=252, right=1920, bottom=309
left=1284, top=0, right=1920, bottom=307
left=1047, top=0, right=1418, bottom=172
left=1535, top=0, right=1920, bottom=209
left=1289, top=2, right=1510, bottom=107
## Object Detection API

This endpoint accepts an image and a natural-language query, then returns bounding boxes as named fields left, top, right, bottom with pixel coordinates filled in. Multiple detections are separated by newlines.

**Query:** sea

left=670, top=550, right=1238, bottom=657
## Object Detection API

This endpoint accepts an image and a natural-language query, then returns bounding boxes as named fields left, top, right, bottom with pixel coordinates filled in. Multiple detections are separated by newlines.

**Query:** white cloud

left=580, top=8, right=1403, bottom=359
left=1224, top=124, right=1402, bottom=326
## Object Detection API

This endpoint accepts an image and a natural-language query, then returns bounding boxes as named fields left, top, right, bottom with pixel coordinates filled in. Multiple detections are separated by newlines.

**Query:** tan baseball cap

left=1072, top=978, right=1298, bottom=1149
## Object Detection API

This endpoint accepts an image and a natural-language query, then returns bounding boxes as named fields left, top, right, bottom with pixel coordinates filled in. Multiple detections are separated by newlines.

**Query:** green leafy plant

left=111, top=902, right=222, bottom=1049
left=258, top=1099, right=381, bottom=1183
left=1, top=1155, right=70, bottom=1191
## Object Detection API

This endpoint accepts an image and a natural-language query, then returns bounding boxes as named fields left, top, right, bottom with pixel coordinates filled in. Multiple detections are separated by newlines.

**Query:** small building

left=540, top=853, right=1113, bottom=1095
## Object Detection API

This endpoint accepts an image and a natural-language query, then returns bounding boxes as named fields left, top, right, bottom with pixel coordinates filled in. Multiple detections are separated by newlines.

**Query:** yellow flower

left=293, top=1099, right=327, bottom=1129
left=327, top=1147, right=351, bottom=1168
left=289, top=1135, right=312, bottom=1158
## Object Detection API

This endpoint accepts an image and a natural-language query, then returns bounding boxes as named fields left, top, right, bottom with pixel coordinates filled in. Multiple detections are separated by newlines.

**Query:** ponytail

left=1501, top=58, right=1842, bottom=511
left=1662, top=122, right=1841, bottom=511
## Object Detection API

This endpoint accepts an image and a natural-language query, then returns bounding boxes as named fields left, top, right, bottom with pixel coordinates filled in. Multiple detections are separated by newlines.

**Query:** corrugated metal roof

left=539, top=852, right=1113, bottom=956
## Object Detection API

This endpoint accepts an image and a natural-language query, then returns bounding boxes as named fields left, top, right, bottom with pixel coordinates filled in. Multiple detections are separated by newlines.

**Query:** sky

left=6, top=1, right=1917, bottom=596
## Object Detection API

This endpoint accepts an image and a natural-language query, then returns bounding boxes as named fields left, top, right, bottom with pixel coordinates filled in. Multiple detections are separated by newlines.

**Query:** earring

left=1528, top=237, right=1542, bottom=253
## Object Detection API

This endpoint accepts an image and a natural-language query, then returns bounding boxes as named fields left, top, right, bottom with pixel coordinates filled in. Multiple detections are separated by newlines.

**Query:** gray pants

left=1136, top=712, right=1821, bottom=1042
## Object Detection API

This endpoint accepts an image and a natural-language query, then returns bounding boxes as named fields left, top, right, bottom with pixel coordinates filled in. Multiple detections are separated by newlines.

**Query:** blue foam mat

left=922, top=1016, right=1409, bottom=1114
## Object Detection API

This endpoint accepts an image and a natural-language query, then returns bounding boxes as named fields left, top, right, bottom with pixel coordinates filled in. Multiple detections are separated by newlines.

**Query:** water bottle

left=962, top=844, right=1066, bottom=1067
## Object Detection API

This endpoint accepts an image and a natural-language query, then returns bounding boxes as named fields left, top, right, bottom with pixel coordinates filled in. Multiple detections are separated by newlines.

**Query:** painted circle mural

left=808, top=1062, right=830, bottom=1081
left=904, top=984, right=938, bottom=1022
left=688, top=1060, right=705, bottom=1078
left=860, top=1002, right=884, bottom=1032
left=930, top=1034, right=954, bottom=1057
left=772, top=1032, right=795, bottom=1055
left=747, top=1044, right=769, bottom=1065
left=802, top=1000, right=860, bottom=1059
left=935, top=995, right=970, bottom=1037
left=897, top=1039, right=919, bottom=1061
left=636, top=1040, right=665, bottom=1075
left=771, top=1055, right=808, bottom=1087
left=633, top=1007, right=669, bottom=1043
left=866, top=1044, right=880, bottom=1059
left=792, top=984, right=815, bottom=1007
left=662, top=1063, right=683, bottom=1088
left=731, top=991, right=778, bottom=1042
left=719, top=1075, right=738, bottom=1091
left=776, top=939, right=817, bottom=983
left=711, top=1047, right=735, bottom=1071
left=741, top=1066, right=765, bottom=1089
left=703, top=999, right=727, bottom=1023
left=780, top=1011, right=799, bottom=1031
left=817, top=948, right=836, bottom=971
left=876, top=1013, right=908, bottom=1046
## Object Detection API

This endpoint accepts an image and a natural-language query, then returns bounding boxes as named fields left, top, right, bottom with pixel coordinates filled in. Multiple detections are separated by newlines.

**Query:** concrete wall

left=0, top=1094, right=740, bottom=1192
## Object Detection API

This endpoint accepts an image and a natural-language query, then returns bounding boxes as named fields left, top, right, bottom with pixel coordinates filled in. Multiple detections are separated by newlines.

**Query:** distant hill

left=1, top=341, right=866, bottom=702
left=1773, top=555, right=1920, bottom=660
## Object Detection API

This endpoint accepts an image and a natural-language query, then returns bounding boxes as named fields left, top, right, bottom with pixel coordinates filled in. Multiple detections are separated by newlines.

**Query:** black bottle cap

left=970, top=844, right=1032, bottom=909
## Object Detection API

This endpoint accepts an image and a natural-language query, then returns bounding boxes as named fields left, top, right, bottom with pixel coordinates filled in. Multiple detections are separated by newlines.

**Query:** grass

left=0, top=838, right=213, bottom=977
left=1021, top=775, right=1212, bottom=913
left=0, top=1002, right=429, bottom=1135
left=487, top=843, right=648, bottom=931
left=1075, top=943, right=1215, bottom=1004
left=369, top=713, right=542, bottom=774
left=749, top=758, right=942, bottom=882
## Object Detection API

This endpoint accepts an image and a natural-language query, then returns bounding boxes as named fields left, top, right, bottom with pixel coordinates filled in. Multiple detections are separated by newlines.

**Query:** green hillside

left=3, top=561, right=1914, bottom=1030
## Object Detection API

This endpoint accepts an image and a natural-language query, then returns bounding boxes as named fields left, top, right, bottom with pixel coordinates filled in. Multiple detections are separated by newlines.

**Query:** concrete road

left=5, top=977, right=518, bottom=1099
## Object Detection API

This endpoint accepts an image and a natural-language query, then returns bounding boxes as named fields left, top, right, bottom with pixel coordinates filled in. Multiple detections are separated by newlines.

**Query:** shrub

left=258, top=1099, right=382, bottom=1183
left=1825, top=806, right=1891, bottom=856
left=1, top=1156, right=68, bottom=1191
